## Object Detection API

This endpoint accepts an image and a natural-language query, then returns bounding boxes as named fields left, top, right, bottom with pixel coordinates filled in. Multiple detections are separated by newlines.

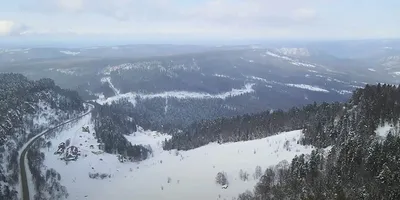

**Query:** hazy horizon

left=1, top=0, right=399, bottom=46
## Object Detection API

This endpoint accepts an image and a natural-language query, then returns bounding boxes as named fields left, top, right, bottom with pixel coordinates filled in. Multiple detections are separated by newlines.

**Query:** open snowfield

left=41, top=114, right=314, bottom=200
left=97, top=83, right=255, bottom=106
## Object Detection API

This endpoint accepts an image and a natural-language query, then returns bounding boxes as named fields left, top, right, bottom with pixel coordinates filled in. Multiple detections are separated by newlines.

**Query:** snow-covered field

left=60, top=51, right=80, bottom=56
left=97, top=83, right=255, bottom=106
left=41, top=114, right=314, bottom=200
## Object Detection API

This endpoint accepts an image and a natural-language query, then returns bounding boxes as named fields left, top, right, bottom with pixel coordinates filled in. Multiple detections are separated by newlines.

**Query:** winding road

left=19, top=104, right=93, bottom=200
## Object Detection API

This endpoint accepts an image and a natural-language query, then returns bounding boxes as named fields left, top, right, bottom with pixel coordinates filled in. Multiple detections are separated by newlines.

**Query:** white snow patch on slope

left=265, top=51, right=292, bottom=61
left=48, top=68, right=76, bottom=75
left=276, top=48, right=310, bottom=57
left=332, top=89, right=353, bottom=95
left=101, top=77, right=120, bottom=95
left=375, top=122, right=398, bottom=138
left=60, top=51, right=80, bottom=56
left=98, top=83, right=255, bottom=106
left=247, top=76, right=269, bottom=83
left=286, top=84, right=329, bottom=93
left=392, top=72, right=400, bottom=75
left=33, top=100, right=60, bottom=127
left=213, top=74, right=234, bottom=79
left=42, top=117, right=313, bottom=200
left=265, top=51, right=316, bottom=68
left=290, top=61, right=316, bottom=68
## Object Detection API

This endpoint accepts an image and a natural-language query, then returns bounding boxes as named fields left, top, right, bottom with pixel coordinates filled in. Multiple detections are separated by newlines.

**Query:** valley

left=39, top=114, right=314, bottom=200
left=1, top=41, right=400, bottom=200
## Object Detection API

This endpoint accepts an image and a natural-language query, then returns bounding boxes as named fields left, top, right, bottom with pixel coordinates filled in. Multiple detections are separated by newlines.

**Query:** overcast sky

left=0, top=0, right=399, bottom=41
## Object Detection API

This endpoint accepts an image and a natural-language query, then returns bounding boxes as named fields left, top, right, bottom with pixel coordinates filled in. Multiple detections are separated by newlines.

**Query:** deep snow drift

left=40, top=114, right=314, bottom=200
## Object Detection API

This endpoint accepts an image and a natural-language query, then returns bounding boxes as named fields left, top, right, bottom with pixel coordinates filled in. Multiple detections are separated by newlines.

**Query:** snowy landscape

left=39, top=114, right=316, bottom=200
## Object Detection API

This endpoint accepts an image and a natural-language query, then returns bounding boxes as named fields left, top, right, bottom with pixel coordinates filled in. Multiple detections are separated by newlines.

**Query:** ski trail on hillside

left=101, top=77, right=120, bottom=95
left=164, top=98, right=169, bottom=115
left=97, top=83, right=256, bottom=106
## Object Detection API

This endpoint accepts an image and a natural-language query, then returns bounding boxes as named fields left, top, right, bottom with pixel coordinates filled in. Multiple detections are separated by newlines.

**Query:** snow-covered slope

left=41, top=115, right=314, bottom=200
left=276, top=48, right=310, bottom=57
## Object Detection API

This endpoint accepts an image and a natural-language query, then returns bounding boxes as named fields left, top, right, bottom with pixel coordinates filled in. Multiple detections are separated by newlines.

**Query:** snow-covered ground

left=60, top=51, right=80, bottom=56
left=41, top=115, right=314, bottom=200
left=264, top=51, right=317, bottom=68
left=331, top=89, right=353, bottom=95
left=276, top=48, right=310, bottom=57
left=97, top=83, right=255, bottom=106
left=376, top=122, right=399, bottom=138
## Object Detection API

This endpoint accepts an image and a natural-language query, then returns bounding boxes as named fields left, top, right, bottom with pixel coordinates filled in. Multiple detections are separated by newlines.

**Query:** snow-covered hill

left=40, top=114, right=315, bottom=200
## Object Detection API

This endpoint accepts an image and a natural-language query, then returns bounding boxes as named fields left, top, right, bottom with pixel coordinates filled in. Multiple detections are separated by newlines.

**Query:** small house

left=82, top=126, right=90, bottom=133
left=65, top=146, right=79, bottom=161
left=54, top=142, right=66, bottom=154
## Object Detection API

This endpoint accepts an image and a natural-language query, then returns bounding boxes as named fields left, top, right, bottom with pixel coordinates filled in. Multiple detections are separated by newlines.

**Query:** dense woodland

left=0, top=73, right=84, bottom=200
left=163, top=101, right=342, bottom=150
left=91, top=102, right=151, bottom=161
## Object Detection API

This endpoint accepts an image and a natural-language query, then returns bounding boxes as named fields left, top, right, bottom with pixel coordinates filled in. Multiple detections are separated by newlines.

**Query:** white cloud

left=8, top=0, right=400, bottom=39
left=57, top=0, right=83, bottom=12
left=0, top=20, right=29, bottom=36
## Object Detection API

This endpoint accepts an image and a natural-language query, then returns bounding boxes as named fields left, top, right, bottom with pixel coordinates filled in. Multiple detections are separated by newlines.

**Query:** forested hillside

left=162, top=83, right=400, bottom=200
left=235, top=84, right=400, bottom=200
left=0, top=73, right=84, bottom=200
left=163, top=101, right=342, bottom=150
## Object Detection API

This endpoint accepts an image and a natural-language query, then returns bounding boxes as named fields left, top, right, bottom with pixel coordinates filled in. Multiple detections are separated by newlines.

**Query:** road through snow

left=19, top=103, right=93, bottom=200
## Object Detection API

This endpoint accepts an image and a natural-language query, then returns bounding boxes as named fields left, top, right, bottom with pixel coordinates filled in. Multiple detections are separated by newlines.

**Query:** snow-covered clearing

left=290, top=61, right=316, bottom=68
left=376, top=122, right=399, bottom=138
left=265, top=51, right=316, bottom=68
left=392, top=72, right=400, bottom=76
left=48, top=68, right=76, bottom=75
left=246, top=75, right=269, bottom=83
left=332, top=89, right=353, bottom=95
left=41, top=115, right=314, bottom=200
left=276, top=48, right=310, bottom=57
left=285, top=84, right=329, bottom=93
left=60, top=51, right=80, bottom=56
left=213, top=74, right=235, bottom=80
left=97, top=83, right=255, bottom=106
